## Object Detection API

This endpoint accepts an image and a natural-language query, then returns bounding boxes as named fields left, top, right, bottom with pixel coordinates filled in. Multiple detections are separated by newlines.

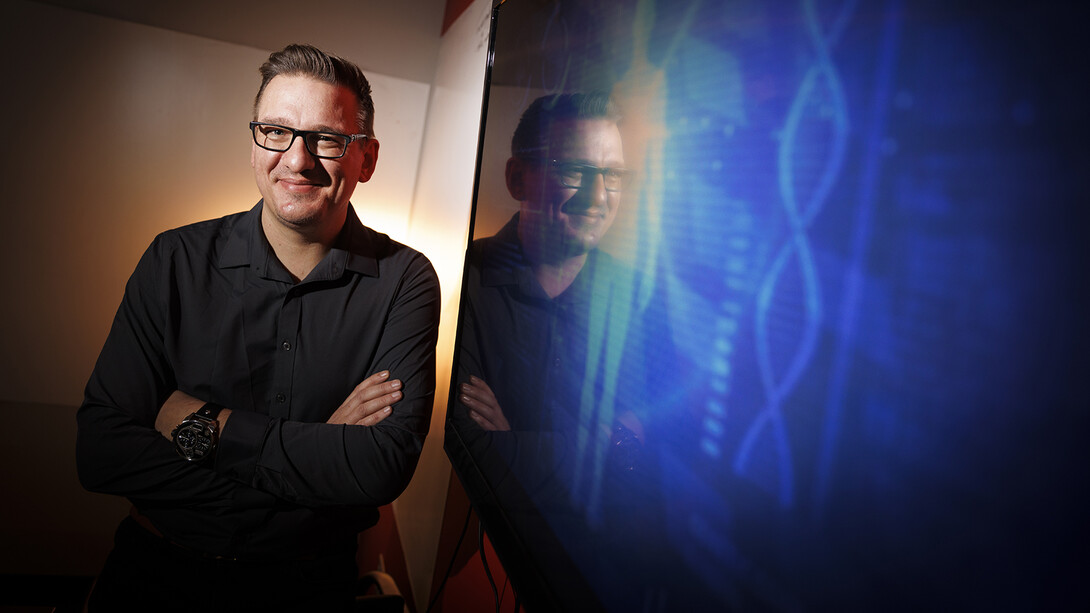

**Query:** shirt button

left=276, top=393, right=286, bottom=403
left=282, top=341, right=292, bottom=351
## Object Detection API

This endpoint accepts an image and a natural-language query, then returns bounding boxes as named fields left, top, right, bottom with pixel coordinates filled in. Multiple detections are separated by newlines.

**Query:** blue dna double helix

left=732, top=0, right=855, bottom=508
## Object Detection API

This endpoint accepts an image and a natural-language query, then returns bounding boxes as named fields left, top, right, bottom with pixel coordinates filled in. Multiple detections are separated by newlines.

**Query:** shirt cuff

left=214, top=409, right=271, bottom=485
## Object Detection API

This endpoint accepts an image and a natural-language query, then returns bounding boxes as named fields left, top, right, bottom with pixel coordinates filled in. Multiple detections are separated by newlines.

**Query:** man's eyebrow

left=310, top=124, right=350, bottom=134
left=256, top=117, right=291, bottom=127
left=256, top=118, right=348, bottom=134
left=559, top=159, right=626, bottom=168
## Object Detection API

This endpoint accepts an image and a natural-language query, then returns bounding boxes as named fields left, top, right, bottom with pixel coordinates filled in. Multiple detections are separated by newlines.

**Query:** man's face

left=510, top=118, right=624, bottom=259
left=251, top=75, right=378, bottom=235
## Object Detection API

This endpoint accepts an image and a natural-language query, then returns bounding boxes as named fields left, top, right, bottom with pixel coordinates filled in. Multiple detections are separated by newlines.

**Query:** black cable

left=423, top=505, right=474, bottom=613
left=479, top=520, right=500, bottom=613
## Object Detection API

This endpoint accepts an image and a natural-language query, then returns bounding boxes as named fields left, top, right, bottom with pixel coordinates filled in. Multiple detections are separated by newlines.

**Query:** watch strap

left=193, top=402, right=224, bottom=422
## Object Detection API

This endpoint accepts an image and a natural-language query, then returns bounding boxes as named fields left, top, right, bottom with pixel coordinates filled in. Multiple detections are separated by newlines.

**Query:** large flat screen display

left=445, top=0, right=1089, bottom=610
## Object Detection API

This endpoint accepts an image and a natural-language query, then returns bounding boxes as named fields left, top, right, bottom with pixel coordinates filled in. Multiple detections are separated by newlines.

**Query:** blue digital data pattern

left=646, top=0, right=1088, bottom=608
left=465, top=0, right=1090, bottom=609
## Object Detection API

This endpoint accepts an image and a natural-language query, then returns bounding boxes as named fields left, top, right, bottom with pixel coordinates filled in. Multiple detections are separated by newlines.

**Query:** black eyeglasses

left=250, top=122, right=369, bottom=159
left=523, top=158, right=634, bottom=192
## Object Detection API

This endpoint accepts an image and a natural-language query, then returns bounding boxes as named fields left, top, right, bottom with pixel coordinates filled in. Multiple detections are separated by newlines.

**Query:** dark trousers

left=86, top=517, right=358, bottom=612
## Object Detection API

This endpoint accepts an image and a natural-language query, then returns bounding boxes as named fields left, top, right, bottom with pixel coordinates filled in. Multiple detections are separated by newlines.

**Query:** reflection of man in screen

left=452, top=91, right=671, bottom=611
left=455, top=91, right=653, bottom=513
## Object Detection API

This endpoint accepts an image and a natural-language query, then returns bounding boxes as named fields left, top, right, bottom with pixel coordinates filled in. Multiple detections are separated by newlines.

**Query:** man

left=77, top=44, right=440, bottom=611
left=449, top=91, right=670, bottom=611
left=455, top=91, right=646, bottom=464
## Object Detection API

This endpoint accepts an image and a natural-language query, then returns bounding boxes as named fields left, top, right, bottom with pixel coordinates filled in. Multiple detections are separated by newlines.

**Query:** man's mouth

left=277, top=178, right=322, bottom=193
left=561, top=204, right=605, bottom=219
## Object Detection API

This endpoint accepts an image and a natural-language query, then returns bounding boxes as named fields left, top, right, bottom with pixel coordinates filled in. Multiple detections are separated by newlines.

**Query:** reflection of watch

left=171, top=403, right=223, bottom=463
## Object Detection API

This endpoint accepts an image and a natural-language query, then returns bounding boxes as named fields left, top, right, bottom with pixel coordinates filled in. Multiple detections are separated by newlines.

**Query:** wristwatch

left=171, top=403, right=223, bottom=463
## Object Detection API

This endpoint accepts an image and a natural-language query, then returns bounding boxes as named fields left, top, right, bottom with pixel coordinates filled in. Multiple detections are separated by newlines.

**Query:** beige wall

left=395, top=1, right=491, bottom=606
left=0, top=0, right=488, bottom=601
left=0, top=0, right=433, bottom=407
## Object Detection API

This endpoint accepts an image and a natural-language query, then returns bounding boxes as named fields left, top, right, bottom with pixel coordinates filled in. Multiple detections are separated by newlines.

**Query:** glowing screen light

left=445, top=0, right=1089, bottom=610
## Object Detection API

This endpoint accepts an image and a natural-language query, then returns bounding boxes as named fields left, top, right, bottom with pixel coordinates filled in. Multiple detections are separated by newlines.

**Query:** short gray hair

left=254, top=43, right=375, bottom=137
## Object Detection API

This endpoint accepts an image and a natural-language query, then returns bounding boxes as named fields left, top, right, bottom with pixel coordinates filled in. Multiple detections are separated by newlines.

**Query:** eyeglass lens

left=553, top=163, right=631, bottom=192
left=252, top=124, right=349, bottom=158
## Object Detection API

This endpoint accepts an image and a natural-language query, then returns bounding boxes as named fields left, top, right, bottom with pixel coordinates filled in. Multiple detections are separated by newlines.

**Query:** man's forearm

left=76, top=398, right=241, bottom=505
left=154, top=390, right=232, bottom=439
left=152, top=388, right=233, bottom=436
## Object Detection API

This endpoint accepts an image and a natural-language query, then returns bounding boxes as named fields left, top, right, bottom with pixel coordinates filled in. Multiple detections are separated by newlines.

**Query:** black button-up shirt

left=447, top=214, right=674, bottom=611
left=77, top=202, right=440, bottom=558
left=451, top=214, right=662, bottom=513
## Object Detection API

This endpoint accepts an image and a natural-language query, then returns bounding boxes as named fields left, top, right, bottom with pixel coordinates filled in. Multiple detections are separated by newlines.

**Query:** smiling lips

left=561, top=203, right=607, bottom=219
left=276, top=176, right=324, bottom=193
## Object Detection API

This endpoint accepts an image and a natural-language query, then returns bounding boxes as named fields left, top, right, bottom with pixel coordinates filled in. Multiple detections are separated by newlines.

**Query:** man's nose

left=586, top=171, right=609, bottom=206
left=281, top=135, right=317, bottom=171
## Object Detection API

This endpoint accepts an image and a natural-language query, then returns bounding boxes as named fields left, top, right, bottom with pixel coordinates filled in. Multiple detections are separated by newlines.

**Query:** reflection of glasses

left=524, top=158, right=634, bottom=192
left=250, top=122, right=369, bottom=159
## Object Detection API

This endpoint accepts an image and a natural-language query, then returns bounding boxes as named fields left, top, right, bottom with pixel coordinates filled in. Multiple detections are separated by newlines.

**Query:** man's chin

left=566, top=217, right=608, bottom=242
left=560, top=232, right=601, bottom=256
left=265, top=199, right=327, bottom=227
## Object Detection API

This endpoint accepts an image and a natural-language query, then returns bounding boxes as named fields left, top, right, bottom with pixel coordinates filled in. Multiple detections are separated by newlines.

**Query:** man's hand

left=460, top=376, right=511, bottom=431
left=155, top=390, right=232, bottom=439
left=327, top=370, right=402, bottom=426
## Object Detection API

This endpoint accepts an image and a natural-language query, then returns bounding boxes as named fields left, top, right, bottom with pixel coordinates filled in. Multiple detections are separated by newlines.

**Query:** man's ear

left=505, top=157, right=526, bottom=201
left=357, top=139, right=380, bottom=183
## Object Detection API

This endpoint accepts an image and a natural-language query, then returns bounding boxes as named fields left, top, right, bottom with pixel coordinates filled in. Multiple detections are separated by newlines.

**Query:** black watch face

left=174, top=421, right=214, bottom=461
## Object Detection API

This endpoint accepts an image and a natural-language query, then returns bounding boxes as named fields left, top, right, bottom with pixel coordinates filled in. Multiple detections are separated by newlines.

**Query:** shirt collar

left=336, top=205, right=380, bottom=277
left=479, top=214, right=528, bottom=289
left=218, top=201, right=380, bottom=281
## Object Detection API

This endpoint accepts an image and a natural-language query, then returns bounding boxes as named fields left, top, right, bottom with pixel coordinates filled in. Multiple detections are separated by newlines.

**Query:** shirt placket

left=545, top=301, right=566, bottom=431
left=270, top=287, right=302, bottom=419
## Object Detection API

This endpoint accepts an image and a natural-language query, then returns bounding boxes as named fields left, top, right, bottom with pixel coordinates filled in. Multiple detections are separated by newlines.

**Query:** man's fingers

left=459, top=387, right=489, bottom=407
left=327, top=372, right=403, bottom=425
left=352, top=389, right=401, bottom=420
left=467, top=407, right=500, bottom=430
left=460, top=379, right=497, bottom=407
left=330, top=390, right=400, bottom=426
left=468, top=375, right=495, bottom=396
left=460, top=387, right=496, bottom=418
left=460, top=378, right=510, bottom=431
left=351, top=372, right=401, bottom=400
left=353, top=405, right=393, bottom=427
left=460, top=390, right=485, bottom=412
left=468, top=409, right=490, bottom=429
